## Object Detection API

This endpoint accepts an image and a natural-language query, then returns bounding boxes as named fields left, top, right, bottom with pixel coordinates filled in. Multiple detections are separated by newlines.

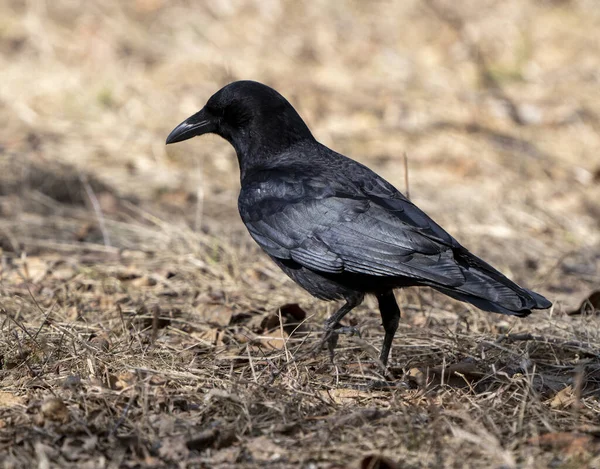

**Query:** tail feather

left=433, top=247, right=552, bottom=316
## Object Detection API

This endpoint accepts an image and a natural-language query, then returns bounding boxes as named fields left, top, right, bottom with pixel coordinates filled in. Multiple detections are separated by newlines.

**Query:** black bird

left=166, top=80, right=551, bottom=366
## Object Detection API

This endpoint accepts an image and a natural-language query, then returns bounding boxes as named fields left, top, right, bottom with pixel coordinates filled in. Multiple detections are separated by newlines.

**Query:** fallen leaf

left=98, top=191, right=118, bottom=214
left=568, top=291, right=600, bottom=315
left=259, top=313, right=280, bottom=332
left=2, top=257, right=49, bottom=284
left=135, top=304, right=171, bottom=329
left=186, top=427, right=236, bottom=451
left=548, top=385, right=576, bottom=409
left=528, top=432, right=596, bottom=455
left=407, top=367, right=426, bottom=386
left=62, top=375, right=82, bottom=389
left=89, top=335, right=110, bottom=352
left=108, top=371, right=137, bottom=390
left=211, top=446, right=242, bottom=465
left=280, top=303, right=308, bottom=335
left=22, top=257, right=50, bottom=282
left=51, top=264, right=77, bottom=281
left=158, top=189, right=193, bottom=207
left=577, top=425, right=600, bottom=437
left=40, top=397, right=69, bottom=423
left=113, top=371, right=136, bottom=390
left=319, top=388, right=387, bottom=405
left=61, top=436, right=98, bottom=462
left=192, top=328, right=225, bottom=347
left=157, top=436, right=189, bottom=461
left=280, top=303, right=307, bottom=321
left=149, top=374, right=168, bottom=386
left=113, top=267, right=144, bottom=282
left=0, top=391, right=25, bottom=408
left=196, top=304, right=233, bottom=326
left=360, top=454, right=401, bottom=469
left=259, top=329, right=288, bottom=350
left=245, top=435, right=283, bottom=462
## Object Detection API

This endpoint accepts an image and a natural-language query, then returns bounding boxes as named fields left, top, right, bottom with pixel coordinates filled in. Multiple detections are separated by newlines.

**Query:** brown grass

left=1, top=0, right=600, bottom=467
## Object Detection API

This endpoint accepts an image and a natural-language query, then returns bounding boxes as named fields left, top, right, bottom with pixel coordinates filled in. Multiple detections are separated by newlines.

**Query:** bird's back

left=238, top=141, right=550, bottom=315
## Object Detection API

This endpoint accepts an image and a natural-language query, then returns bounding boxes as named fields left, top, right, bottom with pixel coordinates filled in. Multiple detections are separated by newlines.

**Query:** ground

left=1, top=1, right=600, bottom=468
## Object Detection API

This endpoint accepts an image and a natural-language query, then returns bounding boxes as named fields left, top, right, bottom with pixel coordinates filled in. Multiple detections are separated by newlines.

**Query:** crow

left=166, top=80, right=551, bottom=366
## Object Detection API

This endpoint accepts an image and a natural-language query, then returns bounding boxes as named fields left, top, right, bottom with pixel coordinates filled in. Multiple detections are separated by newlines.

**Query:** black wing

left=238, top=168, right=466, bottom=287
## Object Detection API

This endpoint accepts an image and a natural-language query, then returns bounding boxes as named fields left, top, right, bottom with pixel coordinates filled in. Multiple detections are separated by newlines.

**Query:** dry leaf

left=89, top=335, right=110, bottom=352
left=407, top=367, right=426, bottom=386
left=61, top=436, right=98, bottom=461
left=280, top=303, right=308, bottom=335
left=109, top=371, right=137, bottom=390
left=360, top=454, right=401, bottom=469
left=186, top=427, right=236, bottom=451
left=260, top=329, right=288, bottom=350
left=0, top=391, right=25, bottom=408
left=62, top=375, right=82, bottom=389
left=577, top=425, right=600, bottom=437
left=40, top=397, right=69, bottom=423
left=192, top=328, right=225, bottom=347
left=259, top=313, right=280, bottom=331
left=196, top=304, right=233, bottom=326
left=245, top=436, right=283, bottom=462
left=157, top=436, right=189, bottom=461
left=320, top=388, right=386, bottom=405
left=568, top=291, right=600, bottom=315
left=548, top=385, right=576, bottom=409
left=280, top=303, right=307, bottom=321
left=211, top=446, right=242, bottom=465
left=2, top=257, right=49, bottom=284
left=21, top=257, right=50, bottom=283
left=528, top=432, right=596, bottom=455
left=51, top=264, right=77, bottom=281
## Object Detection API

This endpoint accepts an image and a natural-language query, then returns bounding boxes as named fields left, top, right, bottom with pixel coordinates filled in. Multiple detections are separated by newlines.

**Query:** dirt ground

left=1, top=1, right=600, bottom=468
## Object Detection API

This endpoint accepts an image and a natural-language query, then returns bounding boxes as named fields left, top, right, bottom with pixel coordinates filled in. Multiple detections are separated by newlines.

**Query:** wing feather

left=240, top=174, right=466, bottom=286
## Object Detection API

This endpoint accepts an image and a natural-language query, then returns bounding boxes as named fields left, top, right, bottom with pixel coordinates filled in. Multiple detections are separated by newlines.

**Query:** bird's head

left=166, top=80, right=313, bottom=160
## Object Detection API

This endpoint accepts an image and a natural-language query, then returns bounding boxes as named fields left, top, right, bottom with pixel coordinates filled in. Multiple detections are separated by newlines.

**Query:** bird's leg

left=322, top=294, right=364, bottom=362
left=376, top=291, right=401, bottom=367
left=324, top=294, right=364, bottom=332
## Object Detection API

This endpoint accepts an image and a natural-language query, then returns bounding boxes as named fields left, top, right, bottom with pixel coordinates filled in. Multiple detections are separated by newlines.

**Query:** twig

left=246, top=344, right=259, bottom=383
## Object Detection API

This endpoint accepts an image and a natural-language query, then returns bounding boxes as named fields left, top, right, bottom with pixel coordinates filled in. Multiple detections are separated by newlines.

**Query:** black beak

left=166, top=108, right=217, bottom=144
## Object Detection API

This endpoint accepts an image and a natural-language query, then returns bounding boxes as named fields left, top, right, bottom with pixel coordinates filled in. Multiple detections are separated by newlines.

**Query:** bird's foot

left=331, top=325, right=361, bottom=338
left=323, top=317, right=361, bottom=337
left=319, top=322, right=361, bottom=363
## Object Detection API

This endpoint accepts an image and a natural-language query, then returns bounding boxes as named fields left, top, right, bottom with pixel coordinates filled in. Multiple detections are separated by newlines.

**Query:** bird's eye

left=207, top=106, right=224, bottom=118
left=223, top=103, right=251, bottom=127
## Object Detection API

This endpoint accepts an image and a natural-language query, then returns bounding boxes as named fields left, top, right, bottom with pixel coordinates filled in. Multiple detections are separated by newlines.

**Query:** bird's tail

left=433, top=248, right=552, bottom=317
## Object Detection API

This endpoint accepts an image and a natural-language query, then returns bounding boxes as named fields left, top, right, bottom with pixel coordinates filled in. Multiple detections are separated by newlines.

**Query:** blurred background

left=1, top=0, right=600, bottom=313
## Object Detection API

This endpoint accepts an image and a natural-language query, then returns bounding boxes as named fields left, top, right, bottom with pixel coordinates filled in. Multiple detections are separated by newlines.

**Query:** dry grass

left=1, top=0, right=600, bottom=467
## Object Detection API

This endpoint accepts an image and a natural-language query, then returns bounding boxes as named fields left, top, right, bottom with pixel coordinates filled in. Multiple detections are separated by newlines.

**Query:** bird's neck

left=228, top=126, right=316, bottom=180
